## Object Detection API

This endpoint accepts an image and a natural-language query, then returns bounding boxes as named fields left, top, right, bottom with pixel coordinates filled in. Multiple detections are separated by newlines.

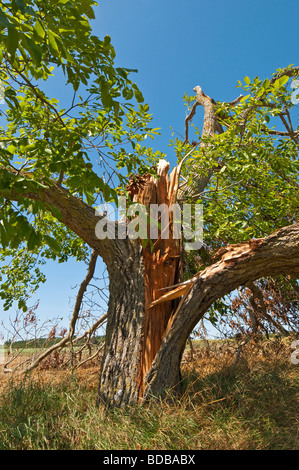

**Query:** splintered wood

left=127, top=160, right=181, bottom=395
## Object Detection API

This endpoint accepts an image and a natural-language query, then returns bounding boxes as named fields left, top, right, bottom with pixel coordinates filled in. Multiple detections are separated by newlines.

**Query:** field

left=0, top=336, right=298, bottom=450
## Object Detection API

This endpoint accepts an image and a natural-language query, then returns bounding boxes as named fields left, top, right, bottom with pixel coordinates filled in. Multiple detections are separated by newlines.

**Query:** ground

left=0, top=336, right=298, bottom=450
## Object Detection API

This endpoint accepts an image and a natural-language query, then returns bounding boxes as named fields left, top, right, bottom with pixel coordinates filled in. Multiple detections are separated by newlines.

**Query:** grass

left=0, top=337, right=298, bottom=450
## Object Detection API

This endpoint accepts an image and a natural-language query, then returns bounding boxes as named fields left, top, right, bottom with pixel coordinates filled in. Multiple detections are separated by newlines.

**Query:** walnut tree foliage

left=176, top=70, right=299, bottom=325
left=0, top=0, right=162, bottom=310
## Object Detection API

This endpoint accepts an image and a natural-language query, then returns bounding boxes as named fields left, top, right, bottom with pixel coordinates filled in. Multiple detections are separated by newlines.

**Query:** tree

left=0, top=1, right=298, bottom=407
left=225, top=276, right=299, bottom=338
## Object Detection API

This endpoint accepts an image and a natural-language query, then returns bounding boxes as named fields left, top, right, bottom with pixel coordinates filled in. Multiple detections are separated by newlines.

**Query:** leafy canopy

left=174, top=67, right=299, bottom=324
left=0, top=1, right=298, bottom=315
left=173, top=67, right=299, bottom=254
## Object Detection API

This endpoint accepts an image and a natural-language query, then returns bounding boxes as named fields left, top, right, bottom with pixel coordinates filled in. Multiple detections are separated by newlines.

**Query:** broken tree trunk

left=2, top=76, right=299, bottom=408
left=2, top=163, right=299, bottom=407
left=127, top=160, right=182, bottom=397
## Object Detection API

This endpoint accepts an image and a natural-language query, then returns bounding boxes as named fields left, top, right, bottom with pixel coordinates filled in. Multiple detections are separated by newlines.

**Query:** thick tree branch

left=180, top=87, right=220, bottom=200
left=261, top=127, right=299, bottom=137
left=183, top=100, right=199, bottom=146
left=269, top=66, right=299, bottom=84
left=180, top=87, right=244, bottom=201
left=183, top=88, right=243, bottom=146
left=279, top=112, right=299, bottom=148
left=144, top=223, right=299, bottom=398
left=0, top=168, right=126, bottom=267
left=238, top=66, right=299, bottom=139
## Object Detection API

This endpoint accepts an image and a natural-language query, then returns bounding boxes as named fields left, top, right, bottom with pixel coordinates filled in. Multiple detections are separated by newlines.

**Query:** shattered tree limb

left=180, top=86, right=243, bottom=200
left=143, top=223, right=299, bottom=399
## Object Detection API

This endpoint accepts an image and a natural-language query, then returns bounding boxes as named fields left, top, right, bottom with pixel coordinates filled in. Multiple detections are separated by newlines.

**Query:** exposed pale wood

left=126, top=159, right=182, bottom=396
left=143, top=222, right=299, bottom=399
left=2, top=67, right=299, bottom=407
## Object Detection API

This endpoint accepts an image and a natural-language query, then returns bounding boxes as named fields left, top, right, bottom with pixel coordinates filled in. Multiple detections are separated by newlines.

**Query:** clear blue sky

left=1, top=0, right=298, bottom=340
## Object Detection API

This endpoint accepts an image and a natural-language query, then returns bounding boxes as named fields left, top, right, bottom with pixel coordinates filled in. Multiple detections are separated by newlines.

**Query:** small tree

left=226, top=277, right=299, bottom=337
left=0, top=1, right=298, bottom=407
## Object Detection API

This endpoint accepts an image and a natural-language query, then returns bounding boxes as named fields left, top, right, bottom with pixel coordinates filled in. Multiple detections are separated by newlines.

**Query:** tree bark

left=143, top=223, right=299, bottom=400
left=1, top=168, right=299, bottom=407
left=97, top=239, right=146, bottom=407
left=126, top=160, right=181, bottom=397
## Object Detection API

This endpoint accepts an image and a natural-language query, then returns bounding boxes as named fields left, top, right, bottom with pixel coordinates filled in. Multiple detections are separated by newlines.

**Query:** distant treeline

left=4, top=336, right=105, bottom=349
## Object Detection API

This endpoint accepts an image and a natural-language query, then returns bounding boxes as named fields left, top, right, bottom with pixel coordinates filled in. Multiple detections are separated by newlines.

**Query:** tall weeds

left=0, top=337, right=298, bottom=450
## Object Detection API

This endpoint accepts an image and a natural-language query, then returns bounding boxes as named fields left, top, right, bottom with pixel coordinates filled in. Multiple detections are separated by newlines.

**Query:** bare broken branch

left=9, top=250, right=101, bottom=374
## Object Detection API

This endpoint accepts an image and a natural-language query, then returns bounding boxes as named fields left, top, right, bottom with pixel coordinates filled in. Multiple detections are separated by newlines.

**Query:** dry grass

left=0, top=336, right=298, bottom=450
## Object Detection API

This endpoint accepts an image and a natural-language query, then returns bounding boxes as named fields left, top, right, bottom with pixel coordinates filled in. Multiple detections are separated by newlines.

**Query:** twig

left=183, top=101, right=199, bottom=145
left=73, top=343, right=104, bottom=370
left=231, top=339, right=248, bottom=367
left=19, top=250, right=99, bottom=373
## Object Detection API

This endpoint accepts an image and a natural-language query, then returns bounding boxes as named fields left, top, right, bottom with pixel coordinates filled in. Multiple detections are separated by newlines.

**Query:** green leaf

left=273, top=75, right=289, bottom=89
left=21, top=36, right=43, bottom=65
left=46, top=205, right=62, bottom=221
left=122, top=87, right=134, bottom=100
left=67, top=175, right=82, bottom=190
left=278, top=75, right=289, bottom=87
left=0, top=11, right=12, bottom=29
left=85, top=189, right=95, bottom=205
left=103, top=35, right=111, bottom=46
left=134, top=88, right=144, bottom=103
left=240, top=94, right=250, bottom=102
left=244, top=76, right=251, bottom=85
left=84, top=6, right=95, bottom=19
left=18, top=299, right=27, bottom=312
left=33, top=20, right=45, bottom=40
left=44, top=235, right=60, bottom=255
left=13, top=0, right=26, bottom=13
left=116, top=67, right=128, bottom=79
left=27, top=229, right=40, bottom=251
left=262, top=78, right=270, bottom=89
left=4, top=88, right=19, bottom=109
left=47, top=30, right=60, bottom=57
left=0, top=224, right=9, bottom=248
left=219, top=165, right=227, bottom=174
left=99, top=80, right=113, bottom=108
left=6, top=27, right=19, bottom=60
